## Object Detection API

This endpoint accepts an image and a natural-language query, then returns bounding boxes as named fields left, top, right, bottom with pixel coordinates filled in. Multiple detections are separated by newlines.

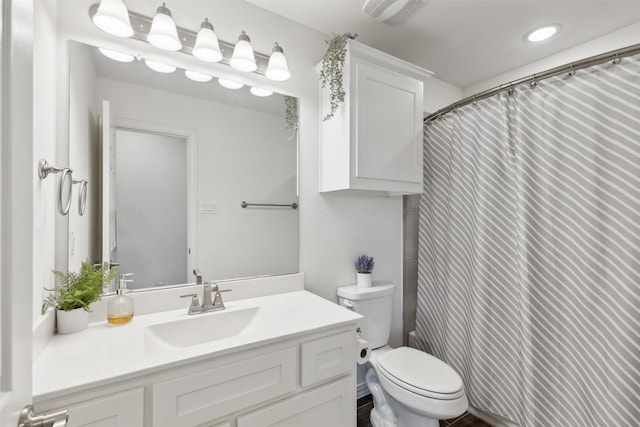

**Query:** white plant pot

left=357, top=272, right=373, bottom=288
left=57, top=308, right=89, bottom=334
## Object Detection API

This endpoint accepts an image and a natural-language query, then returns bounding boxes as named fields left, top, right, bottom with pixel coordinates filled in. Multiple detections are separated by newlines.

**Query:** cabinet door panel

left=153, top=347, right=297, bottom=427
left=301, top=331, right=354, bottom=387
left=237, top=377, right=354, bottom=427
left=354, top=60, right=423, bottom=184
left=67, top=388, right=143, bottom=427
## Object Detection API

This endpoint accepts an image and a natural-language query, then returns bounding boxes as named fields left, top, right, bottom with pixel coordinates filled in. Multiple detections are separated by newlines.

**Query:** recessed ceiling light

left=526, top=25, right=561, bottom=43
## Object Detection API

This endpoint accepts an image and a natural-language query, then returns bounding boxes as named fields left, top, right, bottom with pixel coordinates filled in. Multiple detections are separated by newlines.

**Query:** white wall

left=464, top=20, right=640, bottom=96
left=33, top=0, right=58, bottom=321
left=67, top=40, right=99, bottom=273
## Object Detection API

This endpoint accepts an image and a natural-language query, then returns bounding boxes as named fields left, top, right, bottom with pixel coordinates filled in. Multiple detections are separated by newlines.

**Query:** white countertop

left=33, top=290, right=361, bottom=402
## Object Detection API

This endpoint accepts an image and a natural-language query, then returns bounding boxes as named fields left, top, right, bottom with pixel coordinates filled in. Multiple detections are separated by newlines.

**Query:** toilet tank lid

left=337, top=282, right=395, bottom=300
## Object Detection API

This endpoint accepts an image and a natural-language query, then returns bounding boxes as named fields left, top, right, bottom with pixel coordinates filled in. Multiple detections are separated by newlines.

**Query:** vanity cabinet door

left=237, top=377, right=355, bottom=427
left=152, top=347, right=297, bottom=427
left=66, top=387, right=143, bottom=427
left=300, top=331, right=355, bottom=388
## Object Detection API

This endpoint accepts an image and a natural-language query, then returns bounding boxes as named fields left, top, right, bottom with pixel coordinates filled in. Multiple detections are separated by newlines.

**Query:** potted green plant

left=355, top=253, right=375, bottom=287
left=42, top=260, right=117, bottom=334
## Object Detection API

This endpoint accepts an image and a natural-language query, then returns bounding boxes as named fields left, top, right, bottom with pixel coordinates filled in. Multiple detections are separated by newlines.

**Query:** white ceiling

left=244, top=0, right=640, bottom=89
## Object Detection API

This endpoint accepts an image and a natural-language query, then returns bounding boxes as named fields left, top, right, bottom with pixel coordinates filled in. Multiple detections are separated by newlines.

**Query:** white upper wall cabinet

left=319, top=40, right=433, bottom=194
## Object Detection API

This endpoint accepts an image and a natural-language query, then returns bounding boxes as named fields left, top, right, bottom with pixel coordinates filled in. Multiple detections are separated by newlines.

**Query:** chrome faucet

left=193, top=269, right=203, bottom=285
left=180, top=281, right=230, bottom=315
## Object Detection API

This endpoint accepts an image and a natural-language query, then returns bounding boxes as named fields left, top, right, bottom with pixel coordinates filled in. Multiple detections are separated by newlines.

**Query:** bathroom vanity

left=32, top=281, right=361, bottom=427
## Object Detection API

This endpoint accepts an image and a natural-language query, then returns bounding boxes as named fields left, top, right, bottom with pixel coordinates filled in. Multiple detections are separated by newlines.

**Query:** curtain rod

left=424, top=42, right=640, bottom=123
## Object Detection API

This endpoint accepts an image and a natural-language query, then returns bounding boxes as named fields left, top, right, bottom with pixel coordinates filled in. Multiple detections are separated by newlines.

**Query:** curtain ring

left=73, top=179, right=88, bottom=216
left=472, top=95, right=477, bottom=106
left=507, top=83, right=514, bottom=96
left=530, top=73, right=538, bottom=87
left=57, top=168, right=73, bottom=216
left=568, top=64, right=575, bottom=77
left=613, top=51, right=621, bottom=65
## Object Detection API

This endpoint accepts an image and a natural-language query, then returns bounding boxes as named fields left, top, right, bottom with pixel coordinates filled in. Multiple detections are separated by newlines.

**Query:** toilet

left=337, top=283, right=468, bottom=427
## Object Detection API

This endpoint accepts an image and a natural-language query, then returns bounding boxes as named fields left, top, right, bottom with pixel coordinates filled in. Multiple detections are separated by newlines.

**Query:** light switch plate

left=200, top=202, right=218, bottom=214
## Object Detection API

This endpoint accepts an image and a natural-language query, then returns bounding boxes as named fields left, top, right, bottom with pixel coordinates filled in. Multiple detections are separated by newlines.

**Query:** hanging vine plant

left=284, top=95, right=299, bottom=138
left=320, top=32, right=358, bottom=121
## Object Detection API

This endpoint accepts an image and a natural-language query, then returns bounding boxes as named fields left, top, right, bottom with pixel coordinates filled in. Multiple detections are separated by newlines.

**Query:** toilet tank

left=337, top=283, right=395, bottom=349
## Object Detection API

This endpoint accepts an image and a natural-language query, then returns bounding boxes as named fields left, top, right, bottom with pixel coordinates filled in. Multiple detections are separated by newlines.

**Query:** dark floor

left=357, top=395, right=493, bottom=427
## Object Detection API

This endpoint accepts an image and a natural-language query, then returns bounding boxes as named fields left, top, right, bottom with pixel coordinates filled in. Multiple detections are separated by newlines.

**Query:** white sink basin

left=145, top=307, right=259, bottom=348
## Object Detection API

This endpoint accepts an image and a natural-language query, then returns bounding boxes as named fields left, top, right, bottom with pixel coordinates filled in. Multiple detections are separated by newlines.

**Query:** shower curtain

left=415, top=53, right=640, bottom=426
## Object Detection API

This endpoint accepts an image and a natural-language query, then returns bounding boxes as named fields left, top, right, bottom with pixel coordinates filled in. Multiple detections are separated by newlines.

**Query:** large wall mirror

left=67, top=40, right=299, bottom=291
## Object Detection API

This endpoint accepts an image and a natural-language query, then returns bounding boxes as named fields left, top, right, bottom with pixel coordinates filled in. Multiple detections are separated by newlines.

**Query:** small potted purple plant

left=355, top=253, right=375, bottom=287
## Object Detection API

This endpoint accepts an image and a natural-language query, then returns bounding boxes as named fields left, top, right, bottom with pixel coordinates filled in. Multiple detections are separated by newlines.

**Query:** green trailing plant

left=284, top=95, right=299, bottom=137
left=42, top=260, right=118, bottom=313
left=320, top=32, right=358, bottom=121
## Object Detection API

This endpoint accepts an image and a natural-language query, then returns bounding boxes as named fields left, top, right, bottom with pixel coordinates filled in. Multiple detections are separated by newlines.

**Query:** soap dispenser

left=108, top=273, right=134, bottom=325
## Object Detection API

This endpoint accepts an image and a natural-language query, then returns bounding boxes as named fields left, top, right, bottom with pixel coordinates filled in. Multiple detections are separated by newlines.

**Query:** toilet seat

left=376, top=347, right=464, bottom=400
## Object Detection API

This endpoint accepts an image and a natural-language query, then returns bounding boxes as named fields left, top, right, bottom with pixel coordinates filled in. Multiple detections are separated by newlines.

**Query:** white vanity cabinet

left=319, top=39, right=433, bottom=194
left=33, top=327, right=357, bottom=427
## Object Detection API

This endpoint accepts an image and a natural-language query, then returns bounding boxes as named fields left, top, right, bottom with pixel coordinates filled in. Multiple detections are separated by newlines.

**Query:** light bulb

left=250, top=87, right=274, bottom=97
left=185, top=70, right=213, bottom=82
left=147, top=3, right=182, bottom=51
left=92, top=0, right=134, bottom=38
left=193, top=18, right=223, bottom=63
left=145, top=59, right=176, bottom=73
left=265, top=43, right=291, bottom=81
left=99, top=47, right=135, bottom=62
left=218, top=78, right=244, bottom=90
left=230, top=31, right=257, bottom=72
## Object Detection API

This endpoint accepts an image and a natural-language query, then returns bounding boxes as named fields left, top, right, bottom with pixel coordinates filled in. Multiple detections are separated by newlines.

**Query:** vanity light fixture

left=192, top=18, right=223, bottom=63
left=98, top=47, right=135, bottom=62
left=185, top=69, right=213, bottom=82
left=218, top=78, right=244, bottom=90
left=88, top=4, right=292, bottom=79
left=250, top=87, right=274, bottom=97
left=92, top=0, right=134, bottom=37
left=526, top=24, right=561, bottom=42
left=265, top=43, right=291, bottom=81
left=230, top=31, right=258, bottom=72
left=145, top=59, right=177, bottom=73
left=147, top=3, right=182, bottom=51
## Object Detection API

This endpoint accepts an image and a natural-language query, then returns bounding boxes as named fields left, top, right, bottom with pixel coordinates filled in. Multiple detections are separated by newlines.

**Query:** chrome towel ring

left=38, top=159, right=73, bottom=216
left=73, top=179, right=88, bottom=216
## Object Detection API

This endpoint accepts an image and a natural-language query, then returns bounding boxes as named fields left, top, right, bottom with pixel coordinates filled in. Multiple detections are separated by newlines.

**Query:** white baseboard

left=468, top=406, right=520, bottom=427
left=357, top=380, right=370, bottom=399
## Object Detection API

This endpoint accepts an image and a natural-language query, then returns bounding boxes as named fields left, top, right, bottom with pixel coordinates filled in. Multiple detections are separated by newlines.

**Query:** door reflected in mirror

left=67, top=41, right=299, bottom=292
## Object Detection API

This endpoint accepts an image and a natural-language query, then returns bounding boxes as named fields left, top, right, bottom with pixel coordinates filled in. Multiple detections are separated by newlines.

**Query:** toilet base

left=366, top=367, right=440, bottom=427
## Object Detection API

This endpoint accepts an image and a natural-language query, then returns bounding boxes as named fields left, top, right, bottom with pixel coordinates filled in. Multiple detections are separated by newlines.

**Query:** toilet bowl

left=368, top=346, right=468, bottom=427
left=337, top=283, right=468, bottom=427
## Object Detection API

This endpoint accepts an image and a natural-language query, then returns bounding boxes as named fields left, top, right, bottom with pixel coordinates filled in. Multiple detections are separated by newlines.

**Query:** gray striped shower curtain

left=416, top=54, right=640, bottom=426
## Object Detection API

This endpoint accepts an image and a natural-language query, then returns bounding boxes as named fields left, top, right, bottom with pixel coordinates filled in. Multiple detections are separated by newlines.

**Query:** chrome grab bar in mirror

left=241, top=201, right=298, bottom=209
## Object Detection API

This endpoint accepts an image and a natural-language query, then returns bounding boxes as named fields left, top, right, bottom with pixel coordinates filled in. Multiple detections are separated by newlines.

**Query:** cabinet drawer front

left=301, top=331, right=355, bottom=388
left=153, top=347, right=297, bottom=427
left=67, top=387, right=143, bottom=427
left=237, top=376, right=354, bottom=427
